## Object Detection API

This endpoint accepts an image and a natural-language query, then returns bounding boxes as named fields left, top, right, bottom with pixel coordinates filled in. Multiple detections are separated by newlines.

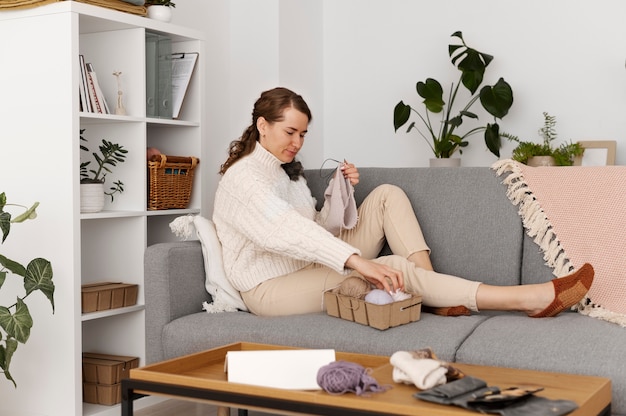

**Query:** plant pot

left=527, top=156, right=555, bottom=167
left=147, top=5, right=172, bottom=22
left=80, top=183, right=105, bottom=213
left=429, top=158, right=461, bottom=168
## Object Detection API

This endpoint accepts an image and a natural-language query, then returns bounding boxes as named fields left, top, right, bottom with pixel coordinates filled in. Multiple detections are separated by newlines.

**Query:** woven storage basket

left=148, top=154, right=199, bottom=210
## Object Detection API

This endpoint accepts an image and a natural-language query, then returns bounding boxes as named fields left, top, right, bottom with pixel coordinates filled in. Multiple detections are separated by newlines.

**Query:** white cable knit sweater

left=213, top=144, right=360, bottom=292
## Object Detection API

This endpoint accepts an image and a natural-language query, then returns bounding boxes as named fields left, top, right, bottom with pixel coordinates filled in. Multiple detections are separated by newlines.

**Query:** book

left=86, top=62, right=110, bottom=114
left=171, top=52, right=198, bottom=119
left=79, top=55, right=92, bottom=112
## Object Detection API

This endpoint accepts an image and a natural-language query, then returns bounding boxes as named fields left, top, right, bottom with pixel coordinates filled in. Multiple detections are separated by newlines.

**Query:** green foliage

left=0, top=193, right=54, bottom=387
left=80, top=129, right=128, bottom=202
left=394, top=31, right=514, bottom=159
left=505, top=112, right=584, bottom=166
left=145, top=0, right=175, bottom=7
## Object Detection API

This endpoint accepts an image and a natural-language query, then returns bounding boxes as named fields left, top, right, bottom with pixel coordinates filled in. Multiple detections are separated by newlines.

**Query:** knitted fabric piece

left=323, top=165, right=358, bottom=236
left=493, top=159, right=626, bottom=327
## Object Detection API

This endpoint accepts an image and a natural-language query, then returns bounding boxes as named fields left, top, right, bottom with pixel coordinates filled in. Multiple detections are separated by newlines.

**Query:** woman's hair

left=219, top=87, right=312, bottom=180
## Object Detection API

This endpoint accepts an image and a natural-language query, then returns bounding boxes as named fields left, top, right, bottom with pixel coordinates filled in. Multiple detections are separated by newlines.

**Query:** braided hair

left=219, top=87, right=312, bottom=181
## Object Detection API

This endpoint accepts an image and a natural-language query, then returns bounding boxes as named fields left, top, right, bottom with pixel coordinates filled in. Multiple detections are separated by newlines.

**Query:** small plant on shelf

left=503, top=112, right=584, bottom=166
left=145, top=0, right=175, bottom=7
left=0, top=193, right=54, bottom=387
left=80, top=129, right=128, bottom=202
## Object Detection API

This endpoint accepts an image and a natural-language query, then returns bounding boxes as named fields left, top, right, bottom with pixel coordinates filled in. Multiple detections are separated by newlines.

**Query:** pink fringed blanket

left=493, top=159, right=626, bottom=327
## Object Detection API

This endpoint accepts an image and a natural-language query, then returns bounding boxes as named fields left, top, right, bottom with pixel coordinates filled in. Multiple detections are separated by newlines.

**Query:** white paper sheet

left=225, top=349, right=336, bottom=390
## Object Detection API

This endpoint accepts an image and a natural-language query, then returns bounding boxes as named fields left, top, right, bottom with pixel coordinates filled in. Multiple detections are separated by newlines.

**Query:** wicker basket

left=147, top=154, right=199, bottom=210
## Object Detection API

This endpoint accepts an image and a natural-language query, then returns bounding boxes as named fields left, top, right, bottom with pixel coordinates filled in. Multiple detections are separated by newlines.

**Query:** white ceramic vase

left=147, top=5, right=173, bottom=22
left=80, top=183, right=105, bottom=213
left=429, top=158, right=461, bottom=167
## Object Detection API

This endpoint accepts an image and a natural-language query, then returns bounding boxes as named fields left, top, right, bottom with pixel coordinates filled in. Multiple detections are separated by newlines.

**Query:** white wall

left=177, top=0, right=626, bottom=178
left=322, top=0, right=626, bottom=167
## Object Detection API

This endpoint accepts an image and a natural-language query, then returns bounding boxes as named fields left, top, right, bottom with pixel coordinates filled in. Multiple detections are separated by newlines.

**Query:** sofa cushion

left=456, top=313, right=626, bottom=413
left=162, top=311, right=491, bottom=363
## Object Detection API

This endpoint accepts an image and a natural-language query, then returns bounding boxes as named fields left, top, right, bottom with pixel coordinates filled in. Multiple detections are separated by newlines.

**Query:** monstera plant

left=394, top=31, right=514, bottom=159
left=0, top=193, right=54, bottom=386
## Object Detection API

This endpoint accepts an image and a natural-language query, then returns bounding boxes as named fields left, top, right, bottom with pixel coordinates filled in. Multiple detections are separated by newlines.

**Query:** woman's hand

left=345, top=254, right=404, bottom=293
left=341, top=160, right=359, bottom=186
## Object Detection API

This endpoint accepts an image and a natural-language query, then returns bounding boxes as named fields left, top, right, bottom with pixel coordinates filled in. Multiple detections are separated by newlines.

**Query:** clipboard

left=171, top=52, right=198, bottom=119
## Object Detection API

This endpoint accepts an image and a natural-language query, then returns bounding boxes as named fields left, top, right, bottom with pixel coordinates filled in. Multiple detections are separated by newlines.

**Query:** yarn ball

left=317, top=361, right=389, bottom=396
left=365, top=289, right=394, bottom=305
left=338, top=276, right=371, bottom=299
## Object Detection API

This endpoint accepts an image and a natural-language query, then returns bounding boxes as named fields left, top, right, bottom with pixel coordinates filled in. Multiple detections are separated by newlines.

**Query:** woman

left=213, top=87, right=593, bottom=318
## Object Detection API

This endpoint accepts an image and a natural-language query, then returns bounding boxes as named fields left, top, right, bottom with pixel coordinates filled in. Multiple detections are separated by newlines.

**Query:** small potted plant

left=80, top=129, right=128, bottom=213
left=145, top=0, right=176, bottom=22
left=393, top=31, right=514, bottom=166
left=503, top=112, right=584, bottom=166
left=0, top=193, right=54, bottom=387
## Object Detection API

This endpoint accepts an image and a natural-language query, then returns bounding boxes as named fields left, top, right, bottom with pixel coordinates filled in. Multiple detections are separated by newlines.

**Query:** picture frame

left=574, top=140, right=616, bottom=166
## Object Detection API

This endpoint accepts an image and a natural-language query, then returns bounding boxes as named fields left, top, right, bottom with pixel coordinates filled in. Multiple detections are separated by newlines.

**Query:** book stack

left=79, top=55, right=110, bottom=114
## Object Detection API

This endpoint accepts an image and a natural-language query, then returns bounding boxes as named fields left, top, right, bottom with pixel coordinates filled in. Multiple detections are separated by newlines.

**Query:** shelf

left=81, top=208, right=200, bottom=220
left=147, top=117, right=200, bottom=127
left=83, top=395, right=165, bottom=416
left=80, top=112, right=200, bottom=127
left=0, top=3, right=204, bottom=414
left=81, top=304, right=145, bottom=322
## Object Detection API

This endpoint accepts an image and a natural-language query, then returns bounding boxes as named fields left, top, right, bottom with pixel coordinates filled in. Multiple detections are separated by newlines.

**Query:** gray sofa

left=145, top=167, right=625, bottom=415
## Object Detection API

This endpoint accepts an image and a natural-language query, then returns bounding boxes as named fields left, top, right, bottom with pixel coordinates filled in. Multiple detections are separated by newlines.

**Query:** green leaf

left=0, top=299, right=33, bottom=344
left=11, top=202, right=39, bottom=223
left=0, top=254, right=26, bottom=277
left=480, top=78, right=513, bottom=119
left=456, top=50, right=486, bottom=94
left=0, top=192, right=6, bottom=211
left=0, top=271, right=5, bottom=289
left=448, top=115, right=463, bottom=128
left=417, top=79, right=444, bottom=113
left=0, top=337, right=18, bottom=387
left=459, top=110, right=479, bottom=120
left=484, top=123, right=501, bottom=157
left=0, top=211, right=10, bottom=243
left=393, top=101, right=411, bottom=131
left=24, top=258, right=55, bottom=312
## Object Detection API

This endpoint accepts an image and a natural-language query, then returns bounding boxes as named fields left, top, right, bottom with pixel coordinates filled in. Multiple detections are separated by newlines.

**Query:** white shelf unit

left=0, top=3, right=203, bottom=415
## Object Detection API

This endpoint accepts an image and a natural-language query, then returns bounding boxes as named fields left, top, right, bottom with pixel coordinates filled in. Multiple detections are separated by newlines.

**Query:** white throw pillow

left=169, top=215, right=248, bottom=312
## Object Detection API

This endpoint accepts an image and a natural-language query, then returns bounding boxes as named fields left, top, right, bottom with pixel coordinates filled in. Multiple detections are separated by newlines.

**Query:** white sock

left=390, top=351, right=447, bottom=390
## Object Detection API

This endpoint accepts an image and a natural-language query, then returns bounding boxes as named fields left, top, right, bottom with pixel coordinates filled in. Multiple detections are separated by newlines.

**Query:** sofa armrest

left=144, top=241, right=209, bottom=363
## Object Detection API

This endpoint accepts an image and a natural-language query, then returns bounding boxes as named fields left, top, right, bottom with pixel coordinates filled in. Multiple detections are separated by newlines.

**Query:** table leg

left=121, top=378, right=135, bottom=416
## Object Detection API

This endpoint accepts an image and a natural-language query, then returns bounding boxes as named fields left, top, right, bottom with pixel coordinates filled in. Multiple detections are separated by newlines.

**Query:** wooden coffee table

left=121, top=342, right=611, bottom=416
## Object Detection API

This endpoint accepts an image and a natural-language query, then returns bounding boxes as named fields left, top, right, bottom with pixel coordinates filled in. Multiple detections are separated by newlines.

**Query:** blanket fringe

left=493, top=160, right=573, bottom=277
left=202, top=299, right=239, bottom=313
left=576, top=300, right=626, bottom=327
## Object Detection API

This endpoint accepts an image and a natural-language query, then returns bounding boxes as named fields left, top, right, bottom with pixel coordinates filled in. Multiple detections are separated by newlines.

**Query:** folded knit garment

left=323, top=164, right=358, bottom=236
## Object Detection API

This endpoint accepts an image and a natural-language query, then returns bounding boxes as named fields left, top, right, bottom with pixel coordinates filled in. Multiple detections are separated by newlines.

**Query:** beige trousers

left=242, top=184, right=480, bottom=316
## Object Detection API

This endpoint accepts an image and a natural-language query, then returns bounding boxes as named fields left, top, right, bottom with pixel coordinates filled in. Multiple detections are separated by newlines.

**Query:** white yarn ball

left=364, top=289, right=394, bottom=305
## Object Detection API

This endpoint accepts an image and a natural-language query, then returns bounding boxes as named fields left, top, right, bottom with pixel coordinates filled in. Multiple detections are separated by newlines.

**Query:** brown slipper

left=424, top=305, right=471, bottom=317
left=531, top=263, right=594, bottom=318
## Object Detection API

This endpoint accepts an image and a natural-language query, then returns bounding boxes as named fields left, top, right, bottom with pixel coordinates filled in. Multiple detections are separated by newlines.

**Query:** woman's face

left=257, top=106, right=309, bottom=163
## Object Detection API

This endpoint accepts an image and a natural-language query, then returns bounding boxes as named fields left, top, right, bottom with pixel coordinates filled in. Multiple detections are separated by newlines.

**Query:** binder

left=145, top=33, right=172, bottom=119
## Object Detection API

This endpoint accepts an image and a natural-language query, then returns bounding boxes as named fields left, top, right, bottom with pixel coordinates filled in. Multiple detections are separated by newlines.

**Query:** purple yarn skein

left=317, top=361, right=389, bottom=396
